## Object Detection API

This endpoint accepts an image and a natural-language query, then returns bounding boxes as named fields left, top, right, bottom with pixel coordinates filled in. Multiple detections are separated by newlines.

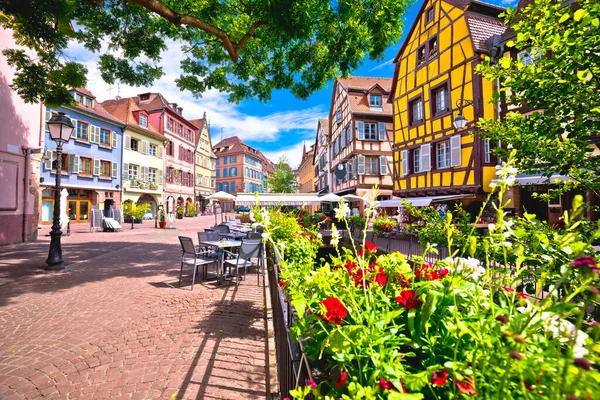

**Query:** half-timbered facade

left=390, top=0, right=506, bottom=211
left=329, top=77, right=394, bottom=203
left=297, top=143, right=315, bottom=193
left=313, top=118, right=331, bottom=193
left=190, top=114, right=216, bottom=214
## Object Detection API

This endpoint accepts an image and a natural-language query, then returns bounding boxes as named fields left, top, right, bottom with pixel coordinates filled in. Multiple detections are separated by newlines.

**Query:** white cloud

left=66, top=39, right=325, bottom=147
left=262, top=141, right=309, bottom=170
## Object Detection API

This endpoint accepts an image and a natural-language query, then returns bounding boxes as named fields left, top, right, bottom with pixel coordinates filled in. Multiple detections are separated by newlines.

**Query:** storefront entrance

left=42, top=188, right=92, bottom=223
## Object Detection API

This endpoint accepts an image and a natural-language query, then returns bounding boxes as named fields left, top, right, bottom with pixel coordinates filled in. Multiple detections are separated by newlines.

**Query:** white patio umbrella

left=342, top=194, right=364, bottom=202
left=319, top=193, right=341, bottom=203
left=207, top=191, right=236, bottom=224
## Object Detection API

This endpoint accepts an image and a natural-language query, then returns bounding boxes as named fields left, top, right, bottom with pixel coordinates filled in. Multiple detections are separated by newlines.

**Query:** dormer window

left=139, top=114, right=148, bottom=128
left=139, top=93, right=150, bottom=101
left=85, top=97, right=93, bottom=107
left=76, top=94, right=84, bottom=104
left=369, top=95, right=382, bottom=108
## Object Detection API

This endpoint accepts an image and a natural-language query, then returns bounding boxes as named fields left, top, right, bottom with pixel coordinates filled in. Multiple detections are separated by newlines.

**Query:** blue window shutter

left=357, top=121, right=365, bottom=140
left=378, top=122, right=387, bottom=141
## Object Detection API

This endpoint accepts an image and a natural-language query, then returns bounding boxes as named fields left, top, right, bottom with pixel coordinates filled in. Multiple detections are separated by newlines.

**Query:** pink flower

left=572, top=256, right=599, bottom=274
left=306, top=378, right=317, bottom=388
left=335, top=371, right=347, bottom=388
left=379, top=378, right=407, bottom=393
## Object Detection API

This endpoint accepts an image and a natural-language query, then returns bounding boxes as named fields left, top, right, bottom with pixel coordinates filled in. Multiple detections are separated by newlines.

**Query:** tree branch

left=124, top=0, right=267, bottom=62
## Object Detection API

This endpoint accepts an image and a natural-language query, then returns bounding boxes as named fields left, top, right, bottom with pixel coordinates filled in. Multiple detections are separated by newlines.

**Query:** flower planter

left=158, top=221, right=167, bottom=229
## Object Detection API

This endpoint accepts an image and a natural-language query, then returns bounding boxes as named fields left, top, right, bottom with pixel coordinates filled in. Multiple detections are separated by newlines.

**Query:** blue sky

left=69, top=0, right=515, bottom=169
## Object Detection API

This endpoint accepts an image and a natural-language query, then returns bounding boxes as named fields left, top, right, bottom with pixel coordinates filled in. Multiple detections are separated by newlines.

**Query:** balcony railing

left=128, top=180, right=159, bottom=190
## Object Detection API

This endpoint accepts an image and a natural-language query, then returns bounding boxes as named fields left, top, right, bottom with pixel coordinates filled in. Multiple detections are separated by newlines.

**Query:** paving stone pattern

left=0, top=215, right=267, bottom=399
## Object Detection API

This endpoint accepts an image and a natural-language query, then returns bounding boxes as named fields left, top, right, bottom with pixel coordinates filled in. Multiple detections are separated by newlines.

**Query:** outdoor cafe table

left=200, top=240, right=242, bottom=283
left=219, top=231, right=248, bottom=240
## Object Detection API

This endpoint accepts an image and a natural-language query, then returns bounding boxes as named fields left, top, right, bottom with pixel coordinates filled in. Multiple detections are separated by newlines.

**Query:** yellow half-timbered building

left=390, top=0, right=507, bottom=211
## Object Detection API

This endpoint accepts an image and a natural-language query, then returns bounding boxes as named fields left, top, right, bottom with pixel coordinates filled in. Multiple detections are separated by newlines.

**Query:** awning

left=235, top=193, right=323, bottom=206
left=379, top=194, right=475, bottom=208
left=513, top=173, right=569, bottom=185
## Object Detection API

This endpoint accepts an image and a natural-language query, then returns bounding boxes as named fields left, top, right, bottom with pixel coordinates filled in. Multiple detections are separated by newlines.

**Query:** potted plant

left=123, top=202, right=151, bottom=223
left=158, top=208, right=167, bottom=228
left=176, top=205, right=184, bottom=219
left=186, top=203, right=196, bottom=217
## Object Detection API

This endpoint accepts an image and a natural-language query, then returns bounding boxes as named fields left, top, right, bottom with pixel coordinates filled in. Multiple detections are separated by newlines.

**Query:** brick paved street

left=0, top=214, right=268, bottom=399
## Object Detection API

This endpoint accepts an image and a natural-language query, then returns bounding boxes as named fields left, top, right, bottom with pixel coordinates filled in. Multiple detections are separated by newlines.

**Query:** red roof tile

left=338, top=76, right=393, bottom=92
left=465, top=12, right=508, bottom=53
left=101, top=97, right=162, bottom=138
left=71, top=88, right=124, bottom=125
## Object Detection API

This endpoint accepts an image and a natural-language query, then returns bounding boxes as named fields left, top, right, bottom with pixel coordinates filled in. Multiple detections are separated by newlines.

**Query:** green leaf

left=573, top=8, right=586, bottom=22
left=558, top=13, right=570, bottom=23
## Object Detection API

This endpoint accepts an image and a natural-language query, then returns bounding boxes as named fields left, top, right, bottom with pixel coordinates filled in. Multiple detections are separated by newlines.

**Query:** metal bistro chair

left=213, top=224, right=231, bottom=235
left=178, top=236, right=216, bottom=290
left=222, top=239, right=262, bottom=288
left=246, top=232, right=262, bottom=240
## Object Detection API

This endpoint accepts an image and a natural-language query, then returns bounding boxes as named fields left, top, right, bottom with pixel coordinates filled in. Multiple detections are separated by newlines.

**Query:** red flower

left=307, top=378, right=317, bottom=388
left=318, top=297, right=348, bottom=325
left=572, top=256, right=599, bottom=274
left=374, top=267, right=388, bottom=287
left=504, top=287, right=527, bottom=300
left=431, top=370, right=448, bottom=386
left=394, top=274, right=411, bottom=287
left=345, top=260, right=358, bottom=276
left=395, top=290, right=422, bottom=310
left=335, top=371, right=347, bottom=388
left=365, top=242, right=377, bottom=253
left=456, top=376, right=476, bottom=395
left=379, top=378, right=407, bottom=393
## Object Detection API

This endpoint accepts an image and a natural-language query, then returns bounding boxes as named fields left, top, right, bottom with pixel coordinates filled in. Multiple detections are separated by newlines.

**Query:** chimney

left=177, top=106, right=183, bottom=115
left=203, top=111, right=206, bottom=119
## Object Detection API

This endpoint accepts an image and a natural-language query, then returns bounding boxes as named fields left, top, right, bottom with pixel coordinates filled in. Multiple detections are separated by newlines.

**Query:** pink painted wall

left=0, top=28, right=44, bottom=244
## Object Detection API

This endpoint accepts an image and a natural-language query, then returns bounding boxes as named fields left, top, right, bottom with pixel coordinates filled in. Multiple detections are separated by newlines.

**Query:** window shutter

left=93, top=159, right=100, bottom=176
left=45, top=150, right=53, bottom=171
left=68, top=154, right=75, bottom=173
left=378, top=122, right=387, bottom=141
left=379, top=156, right=388, bottom=175
left=158, top=169, right=163, bottom=185
left=123, top=163, right=129, bottom=180
left=158, top=146, right=163, bottom=159
left=111, top=131, right=117, bottom=148
left=70, top=118, right=78, bottom=139
left=348, top=124, right=353, bottom=143
left=341, top=131, right=346, bottom=149
left=45, top=110, right=52, bottom=132
left=421, top=143, right=431, bottom=171
left=112, top=162, right=118, bottom=179
left=124, top=135, right=131, bottom=150
left=357, top=121, right=365, bottom=140
left=401, top=150, right=408, bottom=176
left=142, top=141, right=149, bottom=155
left=451, top=135, right=462, bottom=167
left=357, top=155, right=365, bottom=175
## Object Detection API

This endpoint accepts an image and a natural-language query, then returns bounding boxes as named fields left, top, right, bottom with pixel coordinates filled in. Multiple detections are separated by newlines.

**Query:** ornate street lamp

left=45, top=112, right=75, bottom=270
left=453, top=99, right=476, bottom=130
left=453, top=113, right=467, bottom=130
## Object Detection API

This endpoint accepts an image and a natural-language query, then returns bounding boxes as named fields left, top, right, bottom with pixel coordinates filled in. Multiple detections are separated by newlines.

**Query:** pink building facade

left=0, top=28, right=45, bottom=245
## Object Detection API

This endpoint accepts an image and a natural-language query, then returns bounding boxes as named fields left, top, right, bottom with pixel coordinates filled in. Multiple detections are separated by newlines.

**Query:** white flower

left=447, top=257, right=486, bottom=279
left=317, top=232, right=322, bottom=239
left=249, top=210, right=255, bottom=222
left=330, top=225, right=340, bottom=247
left=488, top=223, right=496, bottom=233
left=278, top=242, right=285, bottom=250
left=334, top=200, right=350, bottom=221
left=260, top=208, right=271, bottom=227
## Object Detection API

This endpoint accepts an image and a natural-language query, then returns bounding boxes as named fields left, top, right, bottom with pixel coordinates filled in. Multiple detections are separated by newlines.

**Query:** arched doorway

left=138, top=194, right=157, bottom=218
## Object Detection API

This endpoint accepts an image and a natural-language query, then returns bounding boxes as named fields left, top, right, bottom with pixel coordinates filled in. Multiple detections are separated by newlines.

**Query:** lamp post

left=45, top=112, right=75, bottom=270
left=453, top=99, right=477, bottom=130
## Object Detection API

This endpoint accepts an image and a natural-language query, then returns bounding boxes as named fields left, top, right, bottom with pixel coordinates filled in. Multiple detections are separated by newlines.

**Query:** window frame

left=99, top=127, right=111, bottom=146
left=139, top=114, right=148, bottom=128
left=413, top=148, right=421, bottom=174
left=428, top=36, right=438, bottom=59
left=364, top=123, right=377, bottom=140
left=436, top=140, right=451, bottom=169
left=76, top=121, right=89, bottom=142
left=130, top=138, right=140, bottom=152
left=369, top=94, right=382, bottom=107
left=417, top=45, right=426, bottom=67
left=148, top=143, right=157, bottom=157
left=425, top=6, right=435, bottom=24
left=408, top=96, right=424, bottom=126
left=79, top=156, right=92, bottom=176
left=100, top=160, right=112, bottom=178
left=364, top=156, right=379, bottom=175
left=431, top=82, right=450, bottom=117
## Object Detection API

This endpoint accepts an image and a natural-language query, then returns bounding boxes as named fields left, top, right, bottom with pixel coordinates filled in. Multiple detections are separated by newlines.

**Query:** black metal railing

left=268, top=252, right=314, bottom=399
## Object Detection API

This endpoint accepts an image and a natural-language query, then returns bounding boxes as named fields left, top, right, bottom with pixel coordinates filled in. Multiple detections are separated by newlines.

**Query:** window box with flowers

left=253, top=158, right=600, bottom=400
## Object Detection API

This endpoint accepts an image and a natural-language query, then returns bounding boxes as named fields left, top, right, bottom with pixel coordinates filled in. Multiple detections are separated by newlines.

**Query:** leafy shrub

left=186, top=203, right=196, bottom=217
left=372, top=214, right=398, bottom=236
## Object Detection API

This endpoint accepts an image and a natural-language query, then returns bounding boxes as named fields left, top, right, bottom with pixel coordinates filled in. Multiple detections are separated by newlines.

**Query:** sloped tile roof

left=319, top=118, right=329, bottom=135
left=348, top=93, right=394, bottom=115
left=101, top=97, right=162, bottom=138
left=71, top=88, right=124, bottom=125
left=465, top=12, right=508, bottom=52
left=338, top=77, right=393, bottom=92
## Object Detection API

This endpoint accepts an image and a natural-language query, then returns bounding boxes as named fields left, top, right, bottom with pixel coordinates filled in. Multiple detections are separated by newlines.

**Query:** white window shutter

left=73, top=155, right=80, bottom=173
left=142, top=140, right=149, bottom=155
left=357, top=155, right=365, bottom=175
left=158, top=146, right=163, bottom=159
left=348, top=123, right=353, bottom=142
left=44, top=110, right=52, bottom=132
left=68, top=154, right=75, bottom=173
left=123, top=163, right=129, bottom=180
left=421, top=143, right=431, bottom=171
left=93, top=159, right=100, bottom=176
left=401, top=150, right=408, bottom=176
left=451, top=135, right=462, bottom=167
left=112, top=162, right=118, bottom=179
left=70, top=118, right=78, bottom=139
left=44, top=150, right=53, bottom=171
left=111, top=131, right=117, bottom=148
left=378, top=122, right=387, bottom=141
left=357, top=121, right=365, bottom=140
left=158, top=169, right=163, bottom=185
left=379, top=156, right=388, bottom=175
left=124, top=135, right=131, bottom=150
left=140, top=166, right=146, bottom=181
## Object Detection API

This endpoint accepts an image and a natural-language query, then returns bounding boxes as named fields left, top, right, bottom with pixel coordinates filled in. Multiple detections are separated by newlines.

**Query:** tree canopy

left=477, top=0, right=600, bottom=193
left=0, top=0, right=412, bottom=106
left=268, top=157, right=296, bottom=193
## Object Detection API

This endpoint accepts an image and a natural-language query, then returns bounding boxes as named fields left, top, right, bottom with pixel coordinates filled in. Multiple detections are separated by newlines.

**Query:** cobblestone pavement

left=0, top=215, right=267, bottom=399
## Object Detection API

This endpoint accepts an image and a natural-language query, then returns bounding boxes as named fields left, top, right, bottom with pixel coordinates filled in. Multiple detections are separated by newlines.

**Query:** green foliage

left=0, top=0, right=413, bottom=105
left=372, top=214, right=397, bottom=237
left=476, top=0, right=600, bottom=193
left=348, top=213, right=366, bottom=230
left=265, top=175, right=600, bottom=399
left=267, top=157, right=296, bottom=193
left=186, top=203, right=196, bottom=217
left=158, top=207, right=166, bottom=222
left=123, top=202, right=151, bottom=221
left=176, top=205, right=184, bottom=218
